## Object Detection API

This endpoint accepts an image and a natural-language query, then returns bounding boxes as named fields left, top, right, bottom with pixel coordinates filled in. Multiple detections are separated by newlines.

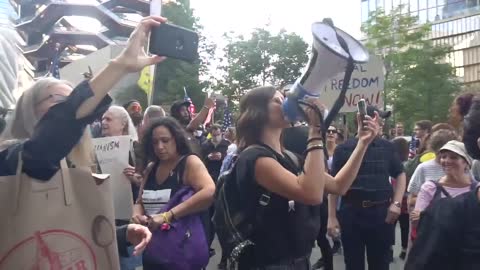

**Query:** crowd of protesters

left=1, top=15, right=480, bottom=270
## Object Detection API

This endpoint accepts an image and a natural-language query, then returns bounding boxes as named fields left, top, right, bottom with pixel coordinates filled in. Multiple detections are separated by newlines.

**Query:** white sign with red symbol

left=0, top=230, right=97, bottom=270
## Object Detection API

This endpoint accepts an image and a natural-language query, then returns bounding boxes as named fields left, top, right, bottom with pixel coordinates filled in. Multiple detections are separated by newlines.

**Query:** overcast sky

left=190, top=0, right=362, bottom=43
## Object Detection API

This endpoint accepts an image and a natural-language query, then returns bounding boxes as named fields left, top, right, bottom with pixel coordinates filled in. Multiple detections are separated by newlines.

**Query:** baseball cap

left=367, top=105, right=391, bottom=119
left=170, top=100, right=191, bottom=115
left=439, top=140, right=473, bottom=166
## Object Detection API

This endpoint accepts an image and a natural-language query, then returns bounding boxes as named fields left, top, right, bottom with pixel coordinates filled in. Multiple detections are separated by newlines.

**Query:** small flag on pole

left=184, top=87, right=196, bottom=117
left=222, top=98, right=232, bottom=131
left=138, top=66, right=153, bottom=97
left=50, top=45, right=61, bottom=79
left=409, top=134, right=417, bottom=159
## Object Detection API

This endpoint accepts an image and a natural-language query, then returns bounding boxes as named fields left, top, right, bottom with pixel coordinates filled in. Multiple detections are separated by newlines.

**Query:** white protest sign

left=93, top=136, right=133, bottom=220
left=321, top=55, right=385, bottom=113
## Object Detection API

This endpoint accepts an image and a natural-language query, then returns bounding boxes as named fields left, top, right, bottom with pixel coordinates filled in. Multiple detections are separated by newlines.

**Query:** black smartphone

left=149, top=23, right=199, bottom=63
left=357, top=99, right=367, bottom=127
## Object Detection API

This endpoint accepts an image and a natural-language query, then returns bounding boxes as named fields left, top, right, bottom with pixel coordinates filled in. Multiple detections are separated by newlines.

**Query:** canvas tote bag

left=0, top=153, right=120, bottom=270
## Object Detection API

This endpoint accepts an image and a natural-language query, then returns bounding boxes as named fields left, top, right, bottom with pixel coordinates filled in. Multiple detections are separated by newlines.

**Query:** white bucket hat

left=439, top=140, right=473, bottom=166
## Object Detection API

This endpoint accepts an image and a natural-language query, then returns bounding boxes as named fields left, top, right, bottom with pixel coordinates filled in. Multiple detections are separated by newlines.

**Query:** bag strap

left=175, top=155, right=189, bottom=185
left=136, top=161, right=156, bottom=205
left=470, top=180, right=478, bottom=191
left=283, top=150, right=301, bottom=172
left=432, top=181, right=452, bottom=199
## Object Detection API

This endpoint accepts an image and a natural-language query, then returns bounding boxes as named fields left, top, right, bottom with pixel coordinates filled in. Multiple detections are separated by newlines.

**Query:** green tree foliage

left=152, top=0, right=216, bottom=108
left=362, top=6, right=460, bottom=129
left=216, top=27, right=309, bottom=102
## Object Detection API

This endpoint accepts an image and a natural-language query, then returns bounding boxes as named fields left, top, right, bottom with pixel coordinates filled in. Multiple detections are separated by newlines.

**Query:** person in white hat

left=411, top=140, right=476, bottom=223
left=405, top=97, right=480, bottom=270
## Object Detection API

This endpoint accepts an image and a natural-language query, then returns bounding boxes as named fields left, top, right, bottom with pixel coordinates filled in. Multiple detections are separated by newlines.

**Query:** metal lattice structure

left=10, top=0, right=149, bottom=76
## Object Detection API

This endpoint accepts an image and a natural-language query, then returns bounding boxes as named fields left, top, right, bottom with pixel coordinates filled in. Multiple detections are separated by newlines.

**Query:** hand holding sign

left=123, top=166, right=143, bottom=186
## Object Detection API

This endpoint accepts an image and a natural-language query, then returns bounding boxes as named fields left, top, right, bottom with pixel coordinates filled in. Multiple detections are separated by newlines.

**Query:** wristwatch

left=392, top=201, right=401, bottom=208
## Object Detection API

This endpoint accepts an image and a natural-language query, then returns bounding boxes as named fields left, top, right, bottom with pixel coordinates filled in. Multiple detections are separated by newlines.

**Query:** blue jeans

left=338, top=204, right=394, bottom=270
left=119, top=246, right=142, bottom=270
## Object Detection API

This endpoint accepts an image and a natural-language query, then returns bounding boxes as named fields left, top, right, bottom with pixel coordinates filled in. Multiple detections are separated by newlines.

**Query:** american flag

left=184, top=87, right=196, bottom=117
left=409, top=134, right=417, bottom=159
left=222, top=98, right=232, bottom=131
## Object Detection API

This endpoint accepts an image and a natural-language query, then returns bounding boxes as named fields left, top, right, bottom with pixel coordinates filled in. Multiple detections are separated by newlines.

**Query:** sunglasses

left=129, top=104, right=142, bottom=113
left=327, top=129, right=337, bottom=134
left=35, top=94, right=68, bottom=106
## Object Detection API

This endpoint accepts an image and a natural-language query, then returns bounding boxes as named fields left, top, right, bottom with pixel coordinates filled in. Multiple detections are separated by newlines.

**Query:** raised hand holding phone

left=149, top=23, right=199, bottom=62
left=357, top=99, right=367, bottom=129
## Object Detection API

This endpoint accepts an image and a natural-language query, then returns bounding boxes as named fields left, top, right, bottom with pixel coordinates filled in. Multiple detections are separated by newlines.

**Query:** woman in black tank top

left=234, top=86, right=379, bottom=269
left=131, top=117, right=215, bottom=270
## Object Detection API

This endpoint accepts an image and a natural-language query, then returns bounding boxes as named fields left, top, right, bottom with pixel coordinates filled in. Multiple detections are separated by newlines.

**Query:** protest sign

left=93, top=136, right=133, bottom=220
left=321, top=55, right=385, bottom=113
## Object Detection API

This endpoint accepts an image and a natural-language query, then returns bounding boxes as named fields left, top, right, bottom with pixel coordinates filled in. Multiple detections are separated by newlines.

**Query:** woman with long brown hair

left=231, top=86, right=379, bottom=269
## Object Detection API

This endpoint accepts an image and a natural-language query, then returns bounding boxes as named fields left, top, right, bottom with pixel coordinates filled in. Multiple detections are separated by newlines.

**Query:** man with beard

left=170, top=96, right=215, bottom=154
left=123, top=100, right=143, bottom=133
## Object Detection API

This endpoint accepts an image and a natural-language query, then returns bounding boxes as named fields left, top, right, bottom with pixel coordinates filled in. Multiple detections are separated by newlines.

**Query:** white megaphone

left=283, top=19, right=369, bottom=122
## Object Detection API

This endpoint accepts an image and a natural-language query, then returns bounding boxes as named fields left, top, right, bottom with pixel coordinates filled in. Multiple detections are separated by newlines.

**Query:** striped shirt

left=407, top=159, right=445, bottom=195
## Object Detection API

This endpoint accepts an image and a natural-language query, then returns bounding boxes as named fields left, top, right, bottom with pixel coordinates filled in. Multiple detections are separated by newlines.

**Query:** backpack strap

left=470, top=180, right=478, bottom=191
left=283, top=150, right=302, bottom=173
left=136, top=161, right=156, bottom=205
left=432, top=181, right=452, bottom=200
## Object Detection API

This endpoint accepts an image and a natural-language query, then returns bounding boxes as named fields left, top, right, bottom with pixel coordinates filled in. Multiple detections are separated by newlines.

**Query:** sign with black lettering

left=92, top=136, right=133, bottom=220
left=321, top=55, right=384, bottom=113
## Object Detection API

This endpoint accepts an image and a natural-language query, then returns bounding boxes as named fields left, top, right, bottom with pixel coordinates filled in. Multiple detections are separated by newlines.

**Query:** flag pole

left=148, top=0, right=162, bottom=105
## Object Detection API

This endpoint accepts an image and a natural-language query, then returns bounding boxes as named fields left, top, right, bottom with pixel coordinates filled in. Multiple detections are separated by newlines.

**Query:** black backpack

left=212, top=145, right=300, bottom=268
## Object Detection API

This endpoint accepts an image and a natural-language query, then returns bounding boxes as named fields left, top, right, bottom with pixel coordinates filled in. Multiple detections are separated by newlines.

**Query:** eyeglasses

left=327, top=129, right=337, bottom=134
left=35, top=94, right=68, bottom=106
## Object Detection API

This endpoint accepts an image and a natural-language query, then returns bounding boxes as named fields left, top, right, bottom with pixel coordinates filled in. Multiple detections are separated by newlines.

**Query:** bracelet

left=307, top=137, right=324, bottom=145
left=161, top=212, right=171, bottom=224
left=169, top=210, right=176, bottom=221
left=304, top=145, right=324, bottom=156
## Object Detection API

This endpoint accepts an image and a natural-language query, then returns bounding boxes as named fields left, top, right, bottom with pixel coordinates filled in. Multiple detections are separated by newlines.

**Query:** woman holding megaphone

left=232, top=86, right=379, bottom=269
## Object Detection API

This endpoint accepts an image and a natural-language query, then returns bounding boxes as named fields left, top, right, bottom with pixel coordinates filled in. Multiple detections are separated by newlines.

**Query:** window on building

left=428, top=0, right=438, bottom=8
left=410, top=0, right=419, bottom=11
left=393, top=0, right=402, bottom=9
left=370, top=0, right=377, bottom=12
left=419, top=0, right=427, bottom=9
left=362, top=0, right=370, bottom=22
left=400, top=0, right=409, bottom=11
left=377, top=0, right=385, bottom=9
left=385, top=0, right=393, bottom=13
left=428, top=7, right=438, bottom=21
left=419, top=9, right=428, bottom=23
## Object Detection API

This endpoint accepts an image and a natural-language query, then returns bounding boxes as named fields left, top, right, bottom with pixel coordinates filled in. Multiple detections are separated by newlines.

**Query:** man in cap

left=170, top=96, right=215, bottom=155
left=327, top=105, right=406, bottom=270
left=170, top=96, right=215, bottom=132
left=123, top=100, right=144, bottom=130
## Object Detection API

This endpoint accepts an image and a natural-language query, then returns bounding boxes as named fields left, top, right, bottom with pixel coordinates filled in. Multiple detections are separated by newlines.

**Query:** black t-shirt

left=235, top=144, right=320, bottom=267
left=333, top=137, right=404, bottom=193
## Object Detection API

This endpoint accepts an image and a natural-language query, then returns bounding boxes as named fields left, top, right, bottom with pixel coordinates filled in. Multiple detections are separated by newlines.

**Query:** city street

left=207, top=227, right=406, bottom=270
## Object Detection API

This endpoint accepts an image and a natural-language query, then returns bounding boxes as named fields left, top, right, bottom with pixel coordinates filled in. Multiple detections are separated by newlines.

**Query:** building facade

left=361, top=0, right=480, bottom=87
